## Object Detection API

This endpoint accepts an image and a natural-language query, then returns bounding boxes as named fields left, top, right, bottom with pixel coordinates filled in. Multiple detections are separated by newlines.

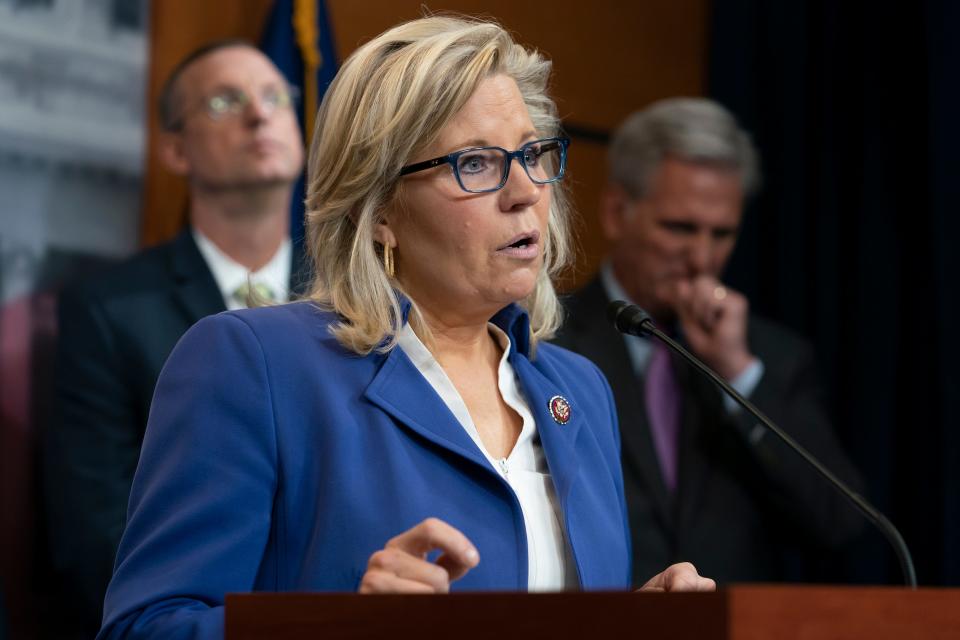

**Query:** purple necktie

left=645, top=340, right=681, bottom=492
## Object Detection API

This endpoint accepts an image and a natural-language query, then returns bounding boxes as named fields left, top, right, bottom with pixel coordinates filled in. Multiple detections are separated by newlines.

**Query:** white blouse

left=396, top=322, right=578, bottom=591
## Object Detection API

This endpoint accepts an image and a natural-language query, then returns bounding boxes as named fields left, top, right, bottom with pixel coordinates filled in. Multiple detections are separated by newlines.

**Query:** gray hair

left=608, top=97, right=761, bottom=198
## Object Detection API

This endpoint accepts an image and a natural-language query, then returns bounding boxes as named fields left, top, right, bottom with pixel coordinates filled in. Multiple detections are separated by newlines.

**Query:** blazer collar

left=169, top=229, right=226, bottom=323
left=170, top=228, right=310, bottom=322
left=362, top=342, right=492, bottom=473
left=574, top=277, right=677, bottom=529
left=364, top=300, right=577, bottom=493
left=393, top=295, right=532, bottom=358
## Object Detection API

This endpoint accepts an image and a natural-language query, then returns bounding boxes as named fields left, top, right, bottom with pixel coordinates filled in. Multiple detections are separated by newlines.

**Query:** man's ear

left=157, top=131, right=190, bottom=176
left=599, top=182, right=634, bottom=242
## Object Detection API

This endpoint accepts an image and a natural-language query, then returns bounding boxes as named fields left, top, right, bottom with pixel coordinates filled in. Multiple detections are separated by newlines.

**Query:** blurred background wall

left=0, top=1, right=148, bottom=638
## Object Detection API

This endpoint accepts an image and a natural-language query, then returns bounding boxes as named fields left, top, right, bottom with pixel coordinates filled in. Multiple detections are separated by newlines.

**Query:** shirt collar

left=192, top=228, right=291, bottom=309
left=395, top=293, right=531, bottom=358
left=599, top=261, right=634, bottom=309
left=599, top=261, right=654, bottom=372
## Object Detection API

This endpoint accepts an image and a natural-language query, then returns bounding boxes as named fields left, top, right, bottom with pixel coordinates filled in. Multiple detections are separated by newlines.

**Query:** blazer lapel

left=363, top=346, right=493, bottom=472
left=510, top=355, right=582, bottom=504
left=168, top=230, right=225, bottom=324
left=562, top=279, right=675, bottom=530
left=362, top=304, right=587, bottom=501
left=673, top=357, right=719, bottom=531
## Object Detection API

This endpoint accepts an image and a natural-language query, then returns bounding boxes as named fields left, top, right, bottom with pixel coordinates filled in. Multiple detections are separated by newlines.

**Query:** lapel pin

left=548, top=395, right=571, bottom=425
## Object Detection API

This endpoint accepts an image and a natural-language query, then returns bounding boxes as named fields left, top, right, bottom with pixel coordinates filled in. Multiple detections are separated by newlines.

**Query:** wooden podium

left=225, top=585, right=960, bottom=639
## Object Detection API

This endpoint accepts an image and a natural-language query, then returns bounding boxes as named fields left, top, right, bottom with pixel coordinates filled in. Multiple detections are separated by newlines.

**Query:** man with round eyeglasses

left=45, top=40, right=307, bottom=636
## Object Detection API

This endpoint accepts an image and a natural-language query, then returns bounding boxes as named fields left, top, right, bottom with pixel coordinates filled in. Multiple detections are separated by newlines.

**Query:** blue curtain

left=709, top=0, right=959, bottom=586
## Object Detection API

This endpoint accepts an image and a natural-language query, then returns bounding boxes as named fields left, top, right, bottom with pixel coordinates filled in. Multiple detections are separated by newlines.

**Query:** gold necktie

left=232, top=281, right=276, bottom=308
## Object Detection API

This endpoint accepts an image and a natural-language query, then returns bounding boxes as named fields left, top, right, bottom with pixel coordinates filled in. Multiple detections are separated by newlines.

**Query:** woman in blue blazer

left=100, top=15, right=713, bottom=639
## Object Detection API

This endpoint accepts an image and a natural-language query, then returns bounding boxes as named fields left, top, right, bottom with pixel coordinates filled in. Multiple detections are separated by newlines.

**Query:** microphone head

left=607, top=300, right=655, bottom=337
left=606, top=300, right=631, bottom=325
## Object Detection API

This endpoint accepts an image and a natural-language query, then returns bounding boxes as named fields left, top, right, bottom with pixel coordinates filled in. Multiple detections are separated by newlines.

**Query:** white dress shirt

left=192, top=229, right=291, bottom=310
left=397, top=322, right=578, bottom=591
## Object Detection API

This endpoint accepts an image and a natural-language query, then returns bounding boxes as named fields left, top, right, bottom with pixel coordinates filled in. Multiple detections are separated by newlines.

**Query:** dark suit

left=555, top=276, right=864, bottom=586
left=44, top=229, right=306, bottom=633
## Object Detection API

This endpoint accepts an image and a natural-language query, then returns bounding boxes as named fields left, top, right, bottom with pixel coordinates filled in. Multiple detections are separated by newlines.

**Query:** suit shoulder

left=554, top=278, right=608, bottom=345
left=174, top=303, right=376, bottom=394
left=208, top=301, right=343, bottom=350
left=61, top=241, right=178, bottom=306
left=558, top=278, right=605, bottom=318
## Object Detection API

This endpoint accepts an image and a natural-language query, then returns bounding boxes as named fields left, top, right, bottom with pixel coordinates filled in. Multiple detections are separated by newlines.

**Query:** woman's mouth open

left=496, top=230, right=541, bottom=259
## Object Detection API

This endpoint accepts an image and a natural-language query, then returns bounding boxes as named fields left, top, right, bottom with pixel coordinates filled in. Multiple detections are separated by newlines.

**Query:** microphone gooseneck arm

left=606, top=300, right=917, bottom=588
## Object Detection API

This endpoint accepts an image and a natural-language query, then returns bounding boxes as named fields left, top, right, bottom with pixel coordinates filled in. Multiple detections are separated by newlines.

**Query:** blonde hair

left=304, top=15, right=573, bottom=354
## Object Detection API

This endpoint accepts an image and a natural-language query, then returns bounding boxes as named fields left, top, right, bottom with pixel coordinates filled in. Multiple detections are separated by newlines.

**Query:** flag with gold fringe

left=261, top=0, right=338, bottom=242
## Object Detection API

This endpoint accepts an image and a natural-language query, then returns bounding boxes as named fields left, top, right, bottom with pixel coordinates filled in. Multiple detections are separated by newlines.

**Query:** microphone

left=607, top=300, right=917, bottom=588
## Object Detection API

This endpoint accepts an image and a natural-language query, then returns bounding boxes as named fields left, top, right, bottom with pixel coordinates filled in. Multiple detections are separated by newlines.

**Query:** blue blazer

left=99, top=301, right=631, bottom=639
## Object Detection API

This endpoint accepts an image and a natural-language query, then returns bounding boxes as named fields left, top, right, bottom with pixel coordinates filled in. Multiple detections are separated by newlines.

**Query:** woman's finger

left=639, top=562, right=716, bottom=593
left=359, top=568, right=438, bottom=594
left=366, top=547, right=452, bottom=593
left=387, top=517, right=480, bottom=578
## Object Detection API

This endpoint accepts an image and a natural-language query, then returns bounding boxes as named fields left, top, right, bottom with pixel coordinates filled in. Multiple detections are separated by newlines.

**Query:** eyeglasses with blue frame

left=399, top=137, right=570, bottom=193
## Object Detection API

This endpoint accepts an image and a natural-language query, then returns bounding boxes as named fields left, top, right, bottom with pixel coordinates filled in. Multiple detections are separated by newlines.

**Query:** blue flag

left=261, top=0, right=338, bottom=243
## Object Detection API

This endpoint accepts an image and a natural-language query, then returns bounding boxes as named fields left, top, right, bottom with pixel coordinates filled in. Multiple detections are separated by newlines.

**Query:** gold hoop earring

left=383, top=243, right=395, bottom=279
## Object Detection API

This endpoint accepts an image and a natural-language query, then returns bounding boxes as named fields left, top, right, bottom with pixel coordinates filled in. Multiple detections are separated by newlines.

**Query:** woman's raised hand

left=359, top=518, right=480, bottom=593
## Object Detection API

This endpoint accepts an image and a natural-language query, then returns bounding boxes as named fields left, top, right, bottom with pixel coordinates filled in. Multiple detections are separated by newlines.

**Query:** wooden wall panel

left=326, top=1, right=708, bottom=286
left=144, top=0, right=708, bottom=285
left=328, top=2, right=707, bottom=130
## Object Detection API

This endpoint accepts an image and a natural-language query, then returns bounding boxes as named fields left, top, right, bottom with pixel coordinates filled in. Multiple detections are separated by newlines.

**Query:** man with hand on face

left=556, top=98, right=863, bottom=587
left=45, top=40, right=306, bottom=635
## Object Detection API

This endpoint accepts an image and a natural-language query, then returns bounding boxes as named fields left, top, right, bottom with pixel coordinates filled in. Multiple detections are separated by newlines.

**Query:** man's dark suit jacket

left=44, top=229, right=307, bottom=633
left=554, top=276, right=864, bottom=587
